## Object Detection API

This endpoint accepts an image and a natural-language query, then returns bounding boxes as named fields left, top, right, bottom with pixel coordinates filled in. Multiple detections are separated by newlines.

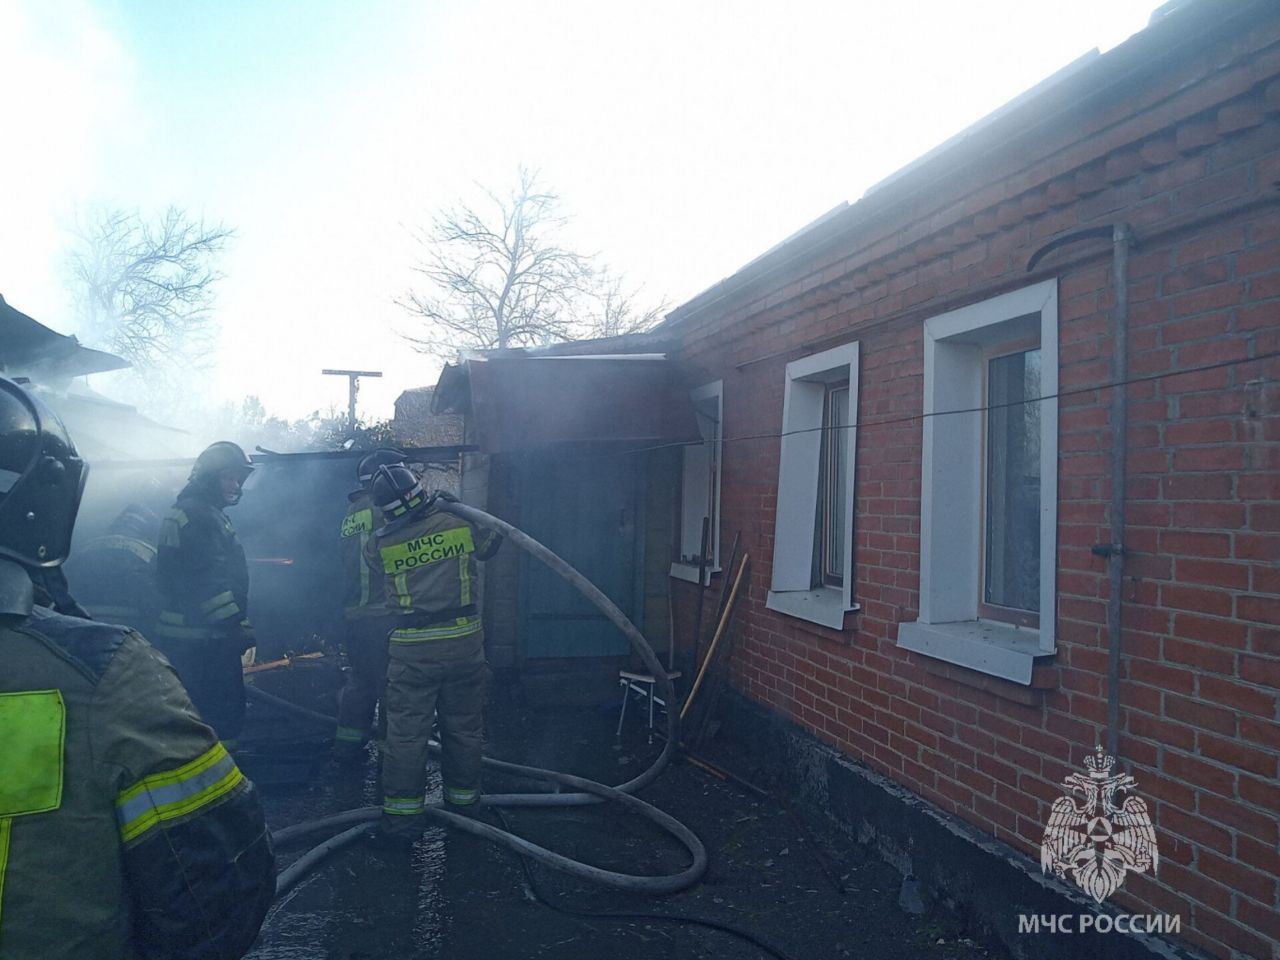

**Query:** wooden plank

left=680, top=554, right=748, bottom=721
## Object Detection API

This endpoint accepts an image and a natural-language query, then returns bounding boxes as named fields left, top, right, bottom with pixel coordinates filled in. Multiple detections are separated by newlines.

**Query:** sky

left=1, top=0, right=1162, bottom=422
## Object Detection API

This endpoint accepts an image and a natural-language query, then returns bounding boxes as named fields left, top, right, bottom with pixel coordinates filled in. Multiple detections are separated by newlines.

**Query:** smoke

left=69, top=450, right=460, bottom=660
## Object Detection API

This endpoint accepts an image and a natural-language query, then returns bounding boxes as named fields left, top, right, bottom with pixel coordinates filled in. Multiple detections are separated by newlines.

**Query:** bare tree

left=581, top=272, right=668, bottom=340
left=65, top=205, right=232, bottom=371
left=398, top=169, right=595, bottom=357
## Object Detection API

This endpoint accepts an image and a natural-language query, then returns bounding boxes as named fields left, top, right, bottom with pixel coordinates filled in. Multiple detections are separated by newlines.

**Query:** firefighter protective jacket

left=339, top=490, right=386, bottom=620
left=69, top=532, right=158, bottom=631
left=0, top=604, right=275, bottom=959
left=155, top=482, right=250, bottom=642
left=368, top=501, right=502, bottom=642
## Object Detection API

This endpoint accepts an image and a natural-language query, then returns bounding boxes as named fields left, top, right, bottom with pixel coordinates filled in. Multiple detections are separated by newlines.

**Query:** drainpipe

left=1027, top=223, right=1133, bottom=758
left=1102, top=224, right=1132, bottom=759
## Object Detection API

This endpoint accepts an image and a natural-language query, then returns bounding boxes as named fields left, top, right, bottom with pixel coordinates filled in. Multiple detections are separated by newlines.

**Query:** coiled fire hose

left=262, top=500, right=705, bottom=901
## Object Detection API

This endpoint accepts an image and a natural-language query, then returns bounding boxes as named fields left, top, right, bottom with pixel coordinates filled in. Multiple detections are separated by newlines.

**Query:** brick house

left=435, top=2, right=1278, bottom=956
left=643, top=2, right=1279, bottom=957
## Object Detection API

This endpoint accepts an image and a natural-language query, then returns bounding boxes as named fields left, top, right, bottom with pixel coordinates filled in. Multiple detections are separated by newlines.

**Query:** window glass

left=984, top=349, right=1041, bottom=612
left=815, top=383, right=849, bottom=588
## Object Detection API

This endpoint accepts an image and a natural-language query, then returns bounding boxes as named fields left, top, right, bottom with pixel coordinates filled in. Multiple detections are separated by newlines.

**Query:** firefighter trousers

left=336, top=615, right=393, bottom=745
left=381, top=629, right=488, bottom=814
left=156, top=637, right=247, bottom=746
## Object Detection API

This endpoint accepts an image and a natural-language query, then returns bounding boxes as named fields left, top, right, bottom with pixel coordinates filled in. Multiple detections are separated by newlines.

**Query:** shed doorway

left=517, top=451, right=642, bottom=660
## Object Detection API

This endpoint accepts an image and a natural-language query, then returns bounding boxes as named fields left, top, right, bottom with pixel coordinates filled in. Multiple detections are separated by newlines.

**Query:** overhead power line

left=607, top=348, right=1280, bottom=460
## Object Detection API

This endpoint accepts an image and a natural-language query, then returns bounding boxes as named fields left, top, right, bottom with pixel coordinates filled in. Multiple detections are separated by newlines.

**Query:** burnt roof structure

left=0, top=294, right=128, bottom=383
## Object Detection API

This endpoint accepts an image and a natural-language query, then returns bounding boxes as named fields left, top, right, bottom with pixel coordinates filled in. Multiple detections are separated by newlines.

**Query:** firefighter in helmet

left=65, top=498, right=162, bottom=634
left=0, top=377, right=275, bottom=959
left=334, top=447, right=406, bottom=756
left=154, top=441, right=256, bottom=747
left=367, top=465, right=502, bottom=837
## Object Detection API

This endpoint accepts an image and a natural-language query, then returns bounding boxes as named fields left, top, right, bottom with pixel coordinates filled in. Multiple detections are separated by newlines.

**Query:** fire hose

left=263, top=500, right=705, bottom=902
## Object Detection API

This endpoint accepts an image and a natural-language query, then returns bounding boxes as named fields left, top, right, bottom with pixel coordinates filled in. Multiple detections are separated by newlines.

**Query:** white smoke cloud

left=0, top=0, right=138, bottom=328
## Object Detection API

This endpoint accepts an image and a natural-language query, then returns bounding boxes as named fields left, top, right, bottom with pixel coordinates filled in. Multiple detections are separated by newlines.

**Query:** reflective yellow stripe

left=459, top=554, right=472, bottom=605
left=383, top=796, right=424, bottom=815
left=383, top=490, right=425, bottom=518
left=158, top=509, right=187, bottom=548
left=153, top=621, right=216, bottom=641
left=445, top=786, right=478, bottom=805
left=206, top=601, right=241, bottom=622
left=335, top=726, right=366, bottom=743
left=116, top=743, right=244, bottom=845
left=390, top=616, right=481, bottom=643
left=358, top=530, right=371, bottom=608
left=90, top=535, right=157, bottom=564
left=393, top=573, right=412, bottom=609
left=0, top=818, right=10, bottom=931
left=200, top=591, right=237, bottom=615
left=156, top=611, right=217, bottom=639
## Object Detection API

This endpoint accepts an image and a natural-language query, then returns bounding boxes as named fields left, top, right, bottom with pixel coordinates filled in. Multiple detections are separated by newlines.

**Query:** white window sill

left=670, top=563, right=721, bottom=586
left=766, top=587, right=859, bottom=630
left=897, top=619, right=1049, bottom=685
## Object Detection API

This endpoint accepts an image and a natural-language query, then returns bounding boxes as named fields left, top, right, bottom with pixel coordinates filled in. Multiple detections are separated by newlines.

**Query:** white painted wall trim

left=674, top=380, right=724, bottom=580
left=897, top=619, right=1042, bottom=684
left=670, top=562, right=720, bottom=585
left=767, top=586, right=860, bottom=629
left=903, top=279, right=1059, bottom=682
left=768, top=341, right=860, bottom=628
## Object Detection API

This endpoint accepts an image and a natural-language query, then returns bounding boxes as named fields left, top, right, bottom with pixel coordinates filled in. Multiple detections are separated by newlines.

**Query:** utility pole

left=322, top=369, right=383, bottom=433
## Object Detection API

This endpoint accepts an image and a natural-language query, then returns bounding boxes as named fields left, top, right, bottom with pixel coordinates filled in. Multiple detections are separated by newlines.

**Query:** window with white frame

left=671, top=381, right=722, bottom=584
left=767, top=342, right=859, bottom=628
left=816, top=381, right=850, bottom=588
left=897, top=279, right=1058, bottom=684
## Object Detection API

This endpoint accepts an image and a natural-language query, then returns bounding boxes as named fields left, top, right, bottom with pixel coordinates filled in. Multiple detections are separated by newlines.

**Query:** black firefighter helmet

left=370, top=464, right=429, bottom=522
left=0, top=378, right=88, bottom=569
left=190, top=441, right=254, bottom=504
left=356, top=447, right=407, bottom=488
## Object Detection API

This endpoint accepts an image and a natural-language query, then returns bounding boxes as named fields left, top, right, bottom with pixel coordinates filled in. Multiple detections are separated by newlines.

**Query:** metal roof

left=431, top=353, right=699, bottom=454
left=0, top=294, right=129, bottom=380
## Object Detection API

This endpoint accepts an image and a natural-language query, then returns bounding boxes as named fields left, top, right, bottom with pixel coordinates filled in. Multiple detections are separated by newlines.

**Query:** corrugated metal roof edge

left=659, top=0, right=1265, bottom=334
left=455, top=330, right=679, bottom=361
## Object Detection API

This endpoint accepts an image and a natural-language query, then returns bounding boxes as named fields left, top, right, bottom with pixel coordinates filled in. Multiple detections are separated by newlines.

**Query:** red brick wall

left=668, top=16, right=1280, bottom=960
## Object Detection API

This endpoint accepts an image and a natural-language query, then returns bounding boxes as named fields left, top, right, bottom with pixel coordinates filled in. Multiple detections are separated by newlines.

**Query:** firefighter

left=334, top=447, right=406, bottom=756
left=0, top=377, right=275, bottom=959
left=367, top=465, right=502, bottom=838
left=66, top=500, right=161, bottom=633
left=154, top=441, right=256, bottom=748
